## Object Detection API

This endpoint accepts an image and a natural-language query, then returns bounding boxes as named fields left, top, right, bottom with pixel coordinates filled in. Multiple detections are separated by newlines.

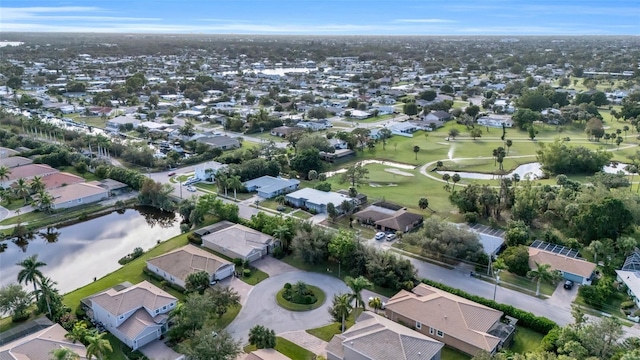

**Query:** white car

left=386, top=233, right=397, bottom=241
left=186, top=186, right=196, bottom=192
left=375, top=232, right=386, bottom=240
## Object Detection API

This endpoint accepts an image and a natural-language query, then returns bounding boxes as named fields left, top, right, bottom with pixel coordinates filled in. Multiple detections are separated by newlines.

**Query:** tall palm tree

left=16, top=254, right=47, bottom=299
left=0, top=165, right=11, bottom=187
left=368, top=296, right=382, bottom=314
left=273, top=225, right=292, bottom=251
left=65, top=321, right=90, bottom=344
left=35, top=276, right=58, bottom=319
left=451, top=173, right=461, bottom=192
left=30, top=176, right=45, bottom=194
left=85, top=332, right=113, bottom=360
left=586, top=240, right=604, bottom=264
left=34, top=190, right=54, bottom=213
left=14, top=178, right=31, bottom=205
left=344, top=276, right=373, bottom=309
left=332, top=293, right=353, bottom=333
left=50, top=347, right=80, bottom=360
left=227, top=175, right=243, bottom=200
left=527, top=262, right=562, bottom=297
left=216, top=173, right=229, bottom=198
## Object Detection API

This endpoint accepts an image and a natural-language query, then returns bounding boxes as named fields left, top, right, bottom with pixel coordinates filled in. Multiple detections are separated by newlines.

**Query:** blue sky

left=1, top=0, right=638, bottom=35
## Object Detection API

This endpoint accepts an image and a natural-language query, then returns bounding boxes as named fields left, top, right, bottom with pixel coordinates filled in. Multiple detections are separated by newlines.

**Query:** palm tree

left=216, top=173, right=229, bottom=198
left=273, top=225, right=292, bottom=250
left=332, top=293, right=353, bottom=333
left=451, top=173, right=461, bottom=192
left=505, top=139, right=513, bottom=155
left=628, top=165, right=638, bottom=192
left=16, top=254, right=46, bottom=299
left=227, top=175, right=242, bottom=200
left=344, top=276, right=372, bottom=309
left=527, top=262, right=562, bottom=297
left=50, top=347, right=81, bottom=360
left=30, top=176, right=45, bottom=193
left=413, top=145, right=420, bottom=160
left=587, top=240, right=604, bottom=264
left=35, top=276, right=58, bottom=319
left=34, top=190, right=54, bottom=213
left=368, top=296, right=382, bottom=314
left=0, top=165, right=10, bottom=187
left=65, top=321, right=90, bottom=344
left=442, top=173, right=450, bottom=184
left=85, top=332, right=113, bottom=360
left=14, top=178, right=30, bottom=204
left=418, top=197, right=433, bottom=212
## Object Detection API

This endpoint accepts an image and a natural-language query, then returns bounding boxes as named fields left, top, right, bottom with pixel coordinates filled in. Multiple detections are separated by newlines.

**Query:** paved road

left=226, top=271, right=350, bottom=344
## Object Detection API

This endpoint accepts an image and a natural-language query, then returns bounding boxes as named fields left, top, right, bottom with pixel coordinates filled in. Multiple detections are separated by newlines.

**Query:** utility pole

left=179, top=181, right=183, bottom=199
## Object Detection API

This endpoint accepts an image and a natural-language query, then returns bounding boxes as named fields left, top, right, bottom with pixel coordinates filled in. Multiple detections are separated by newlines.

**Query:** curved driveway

left=226, top=271, right=350, bottom=343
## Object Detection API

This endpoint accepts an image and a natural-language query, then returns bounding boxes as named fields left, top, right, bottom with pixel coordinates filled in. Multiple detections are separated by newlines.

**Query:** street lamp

left=179, top=180, right=183, bottom=199
left=493, top=272, right=501, bottom=301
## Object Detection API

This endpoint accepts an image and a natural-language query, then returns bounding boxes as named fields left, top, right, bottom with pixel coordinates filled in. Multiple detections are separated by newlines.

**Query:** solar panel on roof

left=530, top=240, right=584, bottom=260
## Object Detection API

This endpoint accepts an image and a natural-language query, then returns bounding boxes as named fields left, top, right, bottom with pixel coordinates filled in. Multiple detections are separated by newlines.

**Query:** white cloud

left=394, top=19, right=456, bottom=23
left=0, top=6, right=160, bottom=22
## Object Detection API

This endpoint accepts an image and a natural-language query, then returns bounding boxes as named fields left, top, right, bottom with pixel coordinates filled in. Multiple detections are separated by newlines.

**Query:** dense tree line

left=536, top=140, right=612, bottom=175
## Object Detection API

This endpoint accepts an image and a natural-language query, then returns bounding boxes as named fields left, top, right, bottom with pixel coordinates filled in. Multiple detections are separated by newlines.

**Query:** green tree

left=505, top=139, right=513, bottom=155
left=307, top=170, right=318, bottom=181
left=504, top=220, right=529, bottom=246
left=227, top=175, right=243, bottom=200
left=16, top=254, right=46, bottom=300
left=586, top=240, right=604, bottom=264
left=528, top=125, right=537, bottom=140
left=368, top=296, right=383, bottom=314
left=498, top=246, right=530, bottom=276
left=512, top=108, right=541, bottom=129
left=328, top=230, right=357, bottom=264
left=0, top=283, right=32, bottom=320
left=339, top=163, right=369, bottom=188
left=14, top=178, right=31, bottom=204
left=248, top=325, right=276, bottom=349
left=186, top=271, right=211, bottom=295
left=448, top=128, right=460, bottom=140
left=85, top=332, right=113, bottom=360
left=65, top=321, right=90, bottom=344
left=527, top=262, right=562, bottom=296
left=451, top=173, right=461, bottom=192
left=328, top=293, right=353, bottom=333
left=50, top=347, right=81, bottom=360
left=413, top=145, right=420, bottom=160
left=0, top=165, right=11, bottom=185
left=403, top=102, right=419, bottom=116
left=327, top=202, right=338, bottom=222
left=418, top=197, right=432, bottom=212
left=378, top=128, right=392, bottom=150
left=344, top=276, right=373, bottom=309
left=465, top=105, right=480, bottom=118
left=290, top=148, right=323, bottom=176
left=470, top=128, right=482, bottom=140
left=180, top=326, right=240, bottom=360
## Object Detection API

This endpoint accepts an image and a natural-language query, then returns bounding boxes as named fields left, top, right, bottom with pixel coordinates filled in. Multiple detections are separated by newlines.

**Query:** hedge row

left=420, top=279, right=558, bottom=334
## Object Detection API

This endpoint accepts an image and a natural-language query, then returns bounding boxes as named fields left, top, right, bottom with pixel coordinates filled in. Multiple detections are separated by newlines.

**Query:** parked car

left=386, top=233, right=396, bottom=241
left=563, top=280, right=574, bottom=290
left=168, top=172, right=176, bottom=176
left=187, top=186, right=196, bottom=192
left=375, top=232, right=386, bottom=240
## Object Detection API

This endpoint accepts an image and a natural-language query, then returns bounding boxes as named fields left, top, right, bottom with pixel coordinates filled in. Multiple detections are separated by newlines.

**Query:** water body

left=0, top=207, right=181, bottom=294
left=437, top=162, right=632, bottom=180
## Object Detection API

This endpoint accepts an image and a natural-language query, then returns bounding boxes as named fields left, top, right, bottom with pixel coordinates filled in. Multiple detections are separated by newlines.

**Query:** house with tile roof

left=201, top=221, right=278, bottom=263
left=354, top=202, right=423, bottom=234
left=326, top=312, right=443, bottom=360
left=48, top=182, right=109, bottom=210
left=146, top=244, right=235, bottom=288
left=384, top=284, right=515, bottom=357
left=0, top=323, right=88, bottom=360
left=85, top=281, right=177, bottom=350
left=527, top=246, right=596, bottom=285
left=1, top=163, right=59, bottom=188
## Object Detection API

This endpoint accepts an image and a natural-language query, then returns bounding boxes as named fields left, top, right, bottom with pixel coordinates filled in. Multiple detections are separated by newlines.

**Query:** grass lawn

left=442, top=346, right=472, bottom=360
left=63, top=233, right=189, bottom=308
left=244, top=337, right=316, bottom=360
left=0, top=199, right=24, bottom=211
left=217, top=304, right=241, bottom=329
left=276, top=285, right=326, bottom=311
left=292, top=210, right=313, bottom=220
left=574, top=289, right=630, bottom=319
left=510, top=327, right=544, bottom=354
left=66, top=113, right=108, bottom=128
left=305, top=308, right=363, bottom=341
left=354, top=114, right=394, bottom=123
left=241, top=268, right=270, bottom=285
left=497, top=271, right=557, bottom=297
left=57, top=166, right=100, bottom=181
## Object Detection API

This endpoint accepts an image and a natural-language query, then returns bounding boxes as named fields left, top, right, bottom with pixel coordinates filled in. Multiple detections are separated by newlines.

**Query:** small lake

left=0, top=207, right=181, bottom=294
left=437, top=162, right=632, bottom=180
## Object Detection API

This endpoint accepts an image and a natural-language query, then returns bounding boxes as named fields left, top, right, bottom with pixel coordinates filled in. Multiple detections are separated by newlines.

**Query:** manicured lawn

left=244, top=337, right=316, bottom=360
left=241, top=268, right=269, bottom=285
left=442, top=346, right=471, bottom=360
left=0, top=203, right=107, bottom=226
left=292, top=210, right=313, bottom=220
left=497, top=271, right=557, bottom=297
left=276, top=285, right=326, bottom=311
left=217, top=304, right=241, bottom=329
left=0, top=199, right=24, bottom=210
left=574, top=289, right=630, bottom=319
left=510, top=327, right=545, bottom=354
left=66, top=113, right=108, bottom=128
left=57, top=166, right=100, bottom=181
left=63, top=233, right=190, bottom=308
left=305, top=308, right=363, bottom=341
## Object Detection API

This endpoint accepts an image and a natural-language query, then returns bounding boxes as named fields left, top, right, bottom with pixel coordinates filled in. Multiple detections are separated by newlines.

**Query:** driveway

left=139, top=339, right=183, bottom=360
left=226, top=271, right=350, bottom=344
left=252, top=256, right=297, bottom=277
left=0, top=206, right=7, bottom=221
left=217, top=276, right=254, bottom=306
left=548, top=281, right=579, bottom=307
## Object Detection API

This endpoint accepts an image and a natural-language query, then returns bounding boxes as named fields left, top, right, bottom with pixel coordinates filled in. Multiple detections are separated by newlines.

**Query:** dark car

left=168, top=172, right=176, bottom=176
left=563, top=280, right=574, bottom=290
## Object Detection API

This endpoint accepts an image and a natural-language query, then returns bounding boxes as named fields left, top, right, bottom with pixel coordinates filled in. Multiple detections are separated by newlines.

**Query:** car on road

left=168, top=172, right=176, bottom=176
left=375, top=232, right=386, bottom=240
left=563, top=280, right=574, bottom=290
left=186, top=186, right=196, bottom=192
left=386, top=233, right=396, bottom=241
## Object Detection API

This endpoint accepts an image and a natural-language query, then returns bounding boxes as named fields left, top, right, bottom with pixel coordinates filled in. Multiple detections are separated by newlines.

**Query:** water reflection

left=0, top=207, right=181, bottom=293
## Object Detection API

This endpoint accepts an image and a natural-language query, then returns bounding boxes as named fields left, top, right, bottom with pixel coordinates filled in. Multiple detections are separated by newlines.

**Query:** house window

left=155, top=309, right=159, bottom=314
left=429, top=327, right=434, bottom=335
left=436, top=330, right=444, bottom=338
left=415, top=321, right=422, bottom=329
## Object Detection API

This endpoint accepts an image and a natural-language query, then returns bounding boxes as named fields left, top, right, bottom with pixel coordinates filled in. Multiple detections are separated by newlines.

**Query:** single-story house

left=197, top=135, right=240, bottom=150
left=528, top=241, right=596, bottom=285
left=354, top=202, right=423, bottom=233
left=146, top=244, right=235, bottom=288
left=270, top=126, right=296, bottom=138
left=88, top=107, right=114, bottom=117
left=319, top=149, right=356, bottom=163
left=385, top=284, right=516, bottom=357
left=84, top=281, right=177, bottom=350
left=47, top=182, right=109, bottom=210
left=0, top=156, right=32, bottom=168
left=423, top=110, right=452, bottom=122
left=477, top=116, right=513, bottom=128
left=194, top=161, right=227, bottom=182
left=285, top=188, right=355, bottom=214
left=0, top=322, right=88, bottom=359
left=409, top=119, right=443, bottom=131
left=243, top=175, right=300, bottom=198
left=616, top=251, right=640, bottom=307
left=193, top=221, right=236, bottom=237
left=202, top=221, right=278, bottom=262
left=329, top=138, right=349, bottom=150
left=349, top=110, right=371, bottom=119
left=1, top=164, right=59, bottom=188
left=105, top=115, right=139, bottom=131
left=326, top=312, right=444, bottom=360
left=89, top=178, right=129, bottom=196
left=41, top=172, right=85, bottom=189
left=389, top=122, right=418, bottom=137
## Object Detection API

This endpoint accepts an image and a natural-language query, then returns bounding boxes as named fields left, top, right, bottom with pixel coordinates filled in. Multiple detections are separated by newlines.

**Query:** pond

left=437, top=162, right=632, bottom=180
left=0, top=207, right=181, bottom=294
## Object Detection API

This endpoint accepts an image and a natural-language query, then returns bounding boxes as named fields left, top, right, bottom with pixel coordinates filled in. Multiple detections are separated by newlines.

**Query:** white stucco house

left=85, top=281, right=177, bottom=350
left=194, top=161, right=227, bottom=182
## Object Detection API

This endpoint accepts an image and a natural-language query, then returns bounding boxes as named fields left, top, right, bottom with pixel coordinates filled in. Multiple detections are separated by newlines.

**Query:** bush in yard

left=272, top=246, right=284, bottom=259
left=282, top=281, right=317, bottom=305
left=233, top=258, right=243, bottom=267
left=243, top=269, right=251, bottom=277
left=187, top=233, right=202, bottom=245
left=284, top=283, right=292, bottom=290
left=621, top=300, right=635, bottom=309
left=540, top=326, right=561, bottom=352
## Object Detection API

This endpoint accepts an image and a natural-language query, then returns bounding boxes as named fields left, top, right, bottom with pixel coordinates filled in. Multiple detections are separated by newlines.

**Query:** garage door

left=135, top=328, right=159, bottom=350
left=215, top=265, right=234, bottom=280
left=247, top=250, right=262, bottom=263
left=563, top=272, right=583, bottom=284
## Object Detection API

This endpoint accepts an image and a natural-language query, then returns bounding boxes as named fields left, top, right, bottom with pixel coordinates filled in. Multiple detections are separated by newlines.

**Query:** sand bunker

left=385, top=168, right=414, bottom=176
left=369, top=183, right=399, bottom=187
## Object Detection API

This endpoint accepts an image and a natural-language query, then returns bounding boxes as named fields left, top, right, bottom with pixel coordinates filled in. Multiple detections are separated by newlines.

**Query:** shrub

left=75, top=305, right=86, bottom=320
left=273, top=246, right=284, bottom=259
left=187, top=233, right=202, bottom=245
left=243, top=260, right=250, bottom=269
left=540, top=327, right=561, bottom=352
left=621, top=300, right=636, bottom=309
left=284, top=283, right=292, bottom=289
left=233, top=258, right=243, bottom=267
left=304, top=295, right=314, bottom=304
left=243, top=269, right=251, bottom=277
left=421, top=278, right=557, bottom=334
left=12, top=312, right=30, bottom=323
left=464, top=212, right=478, bottom=224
